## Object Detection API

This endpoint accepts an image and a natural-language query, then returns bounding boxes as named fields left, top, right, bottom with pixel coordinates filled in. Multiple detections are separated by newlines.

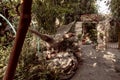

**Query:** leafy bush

left=0, top=46, right=11, bottom=79
left=0, top=32, right=62, bottom=80
left=14, top=36, right=61, bottom=80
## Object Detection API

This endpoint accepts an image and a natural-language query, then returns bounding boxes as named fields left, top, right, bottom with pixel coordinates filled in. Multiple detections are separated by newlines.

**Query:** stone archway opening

left=82, top=22, right=97, bottom=44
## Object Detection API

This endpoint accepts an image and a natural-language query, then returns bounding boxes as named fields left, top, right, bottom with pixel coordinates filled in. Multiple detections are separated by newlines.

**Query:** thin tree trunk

left=3, top=0, right=32, bottom=80
left=117, top=21, right=120, bottom=49
left=118, top=32, right=120, bottom=49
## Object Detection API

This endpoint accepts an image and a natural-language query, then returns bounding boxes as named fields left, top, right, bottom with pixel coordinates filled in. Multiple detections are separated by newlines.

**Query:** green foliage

left=110, top=0, right=120, bottom=20
left=0, top=0, right=18, bottom=17
left=77, top=34, right=82, bottom=40
left=0, top=1, right=98, bottom=79
left=83, top=23, right=97, bottom=43
left=0, top=34, right=60, bottom=80
left=32, top=0, right=57, bottom=34
left=0, top=46, right=11, bottom=79
left=32, top=0, right=97, bottom=33
left=0, top=0, right=20, bottom=27
left=79, top=0, right=97, bottom=14
left=13, top=34, right=61, bottom=80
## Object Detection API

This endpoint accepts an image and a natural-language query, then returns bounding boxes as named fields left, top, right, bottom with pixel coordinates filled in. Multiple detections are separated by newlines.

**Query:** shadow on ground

left=71, top=45, right=120, bottom=80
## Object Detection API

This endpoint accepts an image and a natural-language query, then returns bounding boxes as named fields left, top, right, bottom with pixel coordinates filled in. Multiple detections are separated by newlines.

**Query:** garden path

left=71, top=44, right=120, bottom=80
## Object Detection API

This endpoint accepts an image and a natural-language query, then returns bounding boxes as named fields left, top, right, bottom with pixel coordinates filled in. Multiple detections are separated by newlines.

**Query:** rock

left=46, top=52, right=79, bottom=79
left=47, top=52, right=77, bottom=69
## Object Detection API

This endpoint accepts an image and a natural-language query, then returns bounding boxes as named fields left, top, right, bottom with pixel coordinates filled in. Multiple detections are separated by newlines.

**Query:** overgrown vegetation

left=109, top=0, right=120, bottom=48
left=32, top=0, right=97, bottom=34
left=0, top=33, right=63, bottom=80
left=0, top=0, right=98, bottom=80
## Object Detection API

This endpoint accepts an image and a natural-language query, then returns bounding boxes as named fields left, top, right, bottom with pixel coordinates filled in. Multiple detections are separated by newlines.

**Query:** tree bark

left=118, top=32, right=120, bottom=49
left=118, top=22, right=120, bottom=49
left=3, top=0, right=32, bottom=80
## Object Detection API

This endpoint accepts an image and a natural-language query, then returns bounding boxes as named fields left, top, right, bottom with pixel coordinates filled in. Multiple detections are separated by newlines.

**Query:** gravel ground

left=71, top=44, right=120, bottom=80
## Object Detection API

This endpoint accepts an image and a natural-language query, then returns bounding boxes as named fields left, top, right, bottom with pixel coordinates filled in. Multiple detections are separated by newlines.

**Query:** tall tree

left=3, top=0, right=32, bottom=80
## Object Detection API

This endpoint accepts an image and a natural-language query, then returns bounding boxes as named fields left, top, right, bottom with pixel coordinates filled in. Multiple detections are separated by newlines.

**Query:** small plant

left=77, top=34, right=82, bottom=40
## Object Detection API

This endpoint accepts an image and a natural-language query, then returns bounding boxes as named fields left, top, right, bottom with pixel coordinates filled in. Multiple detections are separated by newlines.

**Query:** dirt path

left=71, top=45, right=120, bottom=80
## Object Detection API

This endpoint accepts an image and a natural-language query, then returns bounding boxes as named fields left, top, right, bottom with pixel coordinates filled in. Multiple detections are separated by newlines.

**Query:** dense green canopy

left=32, top=0, right=97, bottom=33
left=110, top=0, right=120, bottom=21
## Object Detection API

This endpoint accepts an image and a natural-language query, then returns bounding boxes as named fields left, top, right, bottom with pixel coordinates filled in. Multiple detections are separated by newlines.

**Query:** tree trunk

left=118, top=32, right=120, bottom=49
left=118, top=21, right=120, bottom=49
left=3, top=0, right=32, bottom=80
